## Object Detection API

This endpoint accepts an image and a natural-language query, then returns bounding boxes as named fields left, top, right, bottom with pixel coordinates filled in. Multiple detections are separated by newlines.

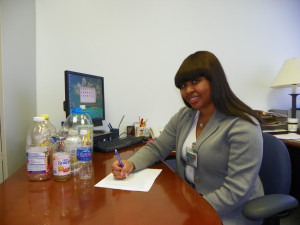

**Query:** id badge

left=186, top=147, right=198, bottom=168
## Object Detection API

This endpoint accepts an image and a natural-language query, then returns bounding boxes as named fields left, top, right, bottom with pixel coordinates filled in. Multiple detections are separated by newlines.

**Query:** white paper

left=274, top=133, right=300, bottom=140
left=94, top=169, right=162, bottom=192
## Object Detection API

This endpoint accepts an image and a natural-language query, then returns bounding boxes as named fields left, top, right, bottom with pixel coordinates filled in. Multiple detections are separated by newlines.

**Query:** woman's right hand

left=111, top=160, right=135, bottom=179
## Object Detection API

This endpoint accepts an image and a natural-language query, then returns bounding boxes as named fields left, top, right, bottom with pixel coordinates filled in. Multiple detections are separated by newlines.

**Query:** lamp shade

left=271, top=58, right=300, bottom=89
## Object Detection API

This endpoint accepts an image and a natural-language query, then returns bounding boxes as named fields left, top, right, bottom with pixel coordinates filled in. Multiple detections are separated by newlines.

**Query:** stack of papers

left=95, top=169, right=162, bottom=192
left=274, top=133, right=300, bottom=140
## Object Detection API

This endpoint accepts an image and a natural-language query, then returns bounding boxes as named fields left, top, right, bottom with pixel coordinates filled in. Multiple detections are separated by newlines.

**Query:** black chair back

left=260, top=133, right=292, bottom=195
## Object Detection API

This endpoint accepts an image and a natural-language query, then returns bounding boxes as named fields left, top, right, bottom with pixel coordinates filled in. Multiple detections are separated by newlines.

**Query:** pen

left=141, top=119, right=147, bottom=127
left=140, top=118, right=143, bottom=127
left=118, top=115, right=125, bottom=129
left=115, top=149, right=124, bottom=168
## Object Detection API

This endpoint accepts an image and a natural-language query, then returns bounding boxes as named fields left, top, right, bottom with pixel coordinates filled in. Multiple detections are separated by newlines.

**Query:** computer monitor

left=64, top=70, right=105, bottom=127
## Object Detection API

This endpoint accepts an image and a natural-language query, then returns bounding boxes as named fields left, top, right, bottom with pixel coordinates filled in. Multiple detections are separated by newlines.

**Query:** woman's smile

left=180, top=77, right=214, bottom=110
left=187, top=95, right=200, bottom=105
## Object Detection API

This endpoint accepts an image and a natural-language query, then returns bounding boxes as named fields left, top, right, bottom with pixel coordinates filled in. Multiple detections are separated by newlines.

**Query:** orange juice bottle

left=53, top=136, right=71, bottom=181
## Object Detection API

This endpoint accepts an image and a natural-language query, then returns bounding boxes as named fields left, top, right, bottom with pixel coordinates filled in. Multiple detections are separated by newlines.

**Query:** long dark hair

left=174, top=51, right=262, bottom=125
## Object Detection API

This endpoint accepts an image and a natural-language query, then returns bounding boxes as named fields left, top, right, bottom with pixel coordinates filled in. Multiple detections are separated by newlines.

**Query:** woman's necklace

left=199, top=121, right=206, bottom=128
left=198, top=117, right=209, bottom=128
left=197, top=111, right=211, bottom=129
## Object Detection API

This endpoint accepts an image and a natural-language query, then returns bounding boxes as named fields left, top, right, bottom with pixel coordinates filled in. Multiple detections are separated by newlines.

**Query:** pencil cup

left=288, top=118, right=298, bottom=133
left=110, top=128, right=119, bottom=139
left=135, top=127, right=146, bottom=137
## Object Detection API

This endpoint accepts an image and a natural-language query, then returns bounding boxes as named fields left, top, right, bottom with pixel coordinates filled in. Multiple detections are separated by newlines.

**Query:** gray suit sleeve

left=128, top=110, right=180, bottom=171
left=203, top=119, right=263, bottom=216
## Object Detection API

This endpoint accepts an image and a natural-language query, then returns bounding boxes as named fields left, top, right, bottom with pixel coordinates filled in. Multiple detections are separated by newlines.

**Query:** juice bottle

left=26, top=117, right=52, bottom=181
left=53, top=136, right=71, bottom=181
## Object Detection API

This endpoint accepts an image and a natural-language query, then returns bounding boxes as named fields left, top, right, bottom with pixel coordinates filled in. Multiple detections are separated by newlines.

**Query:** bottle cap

left=57, top=136, right=66, bottom=141
left=39, top=114, right=49, bottom=120
left=71, top=108, right=82, bottom=113
left=33, top=117, right=45, bottom=122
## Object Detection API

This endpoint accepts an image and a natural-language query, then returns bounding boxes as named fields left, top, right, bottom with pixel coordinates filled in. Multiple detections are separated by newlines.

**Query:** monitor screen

left=64, top=70, right=105, bottom=126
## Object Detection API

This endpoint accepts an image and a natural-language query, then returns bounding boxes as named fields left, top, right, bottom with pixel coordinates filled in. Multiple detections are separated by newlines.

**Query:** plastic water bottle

left=79, top=105, right=94, bottom=149
left=78, top=129, right=92, bottom=180
left=63, top=107, right=94, bottom=150
left=26, top=116, right=52, bottom=181
left=58, top=121, right=69, bottom=139
left=53, top=136, right=71, bottom=181
left=39, top=114, right=57, bottom=142
left=65, top=129, right=82, bottom=175
left=39, top=114, right=56, bottom=166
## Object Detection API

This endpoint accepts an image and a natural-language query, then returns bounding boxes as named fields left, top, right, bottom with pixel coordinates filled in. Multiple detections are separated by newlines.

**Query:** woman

left=112, top=51, right=264, bottom=225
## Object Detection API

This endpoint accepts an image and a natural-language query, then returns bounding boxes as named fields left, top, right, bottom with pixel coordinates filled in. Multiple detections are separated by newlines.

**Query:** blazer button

left=194, top=178, right=201, bottom=183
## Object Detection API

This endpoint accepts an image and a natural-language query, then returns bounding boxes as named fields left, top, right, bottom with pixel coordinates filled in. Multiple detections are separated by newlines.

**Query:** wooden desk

left=0, top=144, right=222, bottom=225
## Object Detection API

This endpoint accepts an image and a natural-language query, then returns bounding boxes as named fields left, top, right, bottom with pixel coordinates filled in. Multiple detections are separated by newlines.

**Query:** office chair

left=242, top=132, right=299, bottom=225
left=164, top=151, right=177, bottom=171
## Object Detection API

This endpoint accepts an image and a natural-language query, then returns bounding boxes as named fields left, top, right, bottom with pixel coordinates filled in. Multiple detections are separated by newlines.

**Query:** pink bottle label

left=53, top=153, right=71, bottom=176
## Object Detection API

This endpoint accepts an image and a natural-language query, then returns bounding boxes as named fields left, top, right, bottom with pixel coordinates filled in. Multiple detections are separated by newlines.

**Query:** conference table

left=0, top=143, right=222, bottom=225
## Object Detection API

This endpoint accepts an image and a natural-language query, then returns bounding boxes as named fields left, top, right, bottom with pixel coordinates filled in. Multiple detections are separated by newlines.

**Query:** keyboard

left=94, top=136, right=146, bottom=153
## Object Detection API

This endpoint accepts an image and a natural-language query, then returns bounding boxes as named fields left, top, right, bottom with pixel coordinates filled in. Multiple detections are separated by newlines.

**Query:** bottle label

left=77, top=147, right=92, bottom=161
left=65, top=142, right=78, bottom=158
left=53, top=153, right=71, bottom=176
left=26, top=146, right=50, bottom=174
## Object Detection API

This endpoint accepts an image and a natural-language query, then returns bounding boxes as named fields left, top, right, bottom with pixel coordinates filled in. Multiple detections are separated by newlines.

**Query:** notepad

left=274, top=133, right=300, bottom=140
left=94, top=169, right=162, bottom=192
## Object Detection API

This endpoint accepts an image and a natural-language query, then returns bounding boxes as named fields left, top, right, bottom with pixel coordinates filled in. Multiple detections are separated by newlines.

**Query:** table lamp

left=271, top=58, right=300, bottom=118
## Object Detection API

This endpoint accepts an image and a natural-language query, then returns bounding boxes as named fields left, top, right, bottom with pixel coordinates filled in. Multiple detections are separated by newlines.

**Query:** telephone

left=149, top=127, right=164, bottom=139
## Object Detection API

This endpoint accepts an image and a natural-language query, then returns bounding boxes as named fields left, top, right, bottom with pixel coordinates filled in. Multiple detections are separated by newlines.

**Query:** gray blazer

left=129, top=107, right=264, bottom=225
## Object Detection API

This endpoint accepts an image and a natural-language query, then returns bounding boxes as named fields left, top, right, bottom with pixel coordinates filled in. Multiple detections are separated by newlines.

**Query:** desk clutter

left=25, top=111, right=151, bottom=182
left=26, top=108, right=93, bottom=182
left=255, top=110, right=288, bottom=133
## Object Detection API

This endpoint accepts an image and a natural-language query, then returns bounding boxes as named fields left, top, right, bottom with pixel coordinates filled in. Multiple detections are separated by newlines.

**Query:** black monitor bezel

left=64, top=70, right=105, bottom=126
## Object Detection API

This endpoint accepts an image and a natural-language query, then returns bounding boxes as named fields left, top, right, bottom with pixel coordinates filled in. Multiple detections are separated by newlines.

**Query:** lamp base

left=289, top=94, right=299, bottom=118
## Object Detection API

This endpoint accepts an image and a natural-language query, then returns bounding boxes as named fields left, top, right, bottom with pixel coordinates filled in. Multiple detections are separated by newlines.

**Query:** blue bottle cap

left=71, top=107, right=82, bottom=113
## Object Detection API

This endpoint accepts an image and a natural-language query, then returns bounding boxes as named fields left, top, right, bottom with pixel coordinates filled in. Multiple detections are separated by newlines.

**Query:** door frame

left=0, top=14, right=8, bottom=183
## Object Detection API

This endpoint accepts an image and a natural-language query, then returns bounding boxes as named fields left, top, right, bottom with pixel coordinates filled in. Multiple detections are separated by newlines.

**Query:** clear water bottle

left=79, top=105, right=94, bottom=150
left=39, top=114, right=56, bottom=166
left=58, top=121, right=69, bottom=139
left=63, top=107, right=94, bottom=150
left=26, top=116, right=52, bottom=181
left=78, top=129, right=93, bottom=180
left=65, top=129, right=82, bottom=175
left=39, top=114, right=57, bottom=142
left=53, top=136, right=71, bottom=182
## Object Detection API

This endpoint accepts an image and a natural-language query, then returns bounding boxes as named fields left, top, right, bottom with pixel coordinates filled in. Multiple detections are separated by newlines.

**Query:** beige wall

left=36, top=0, right=300, bottom=135
left=0, top=0, right=36, bottom=179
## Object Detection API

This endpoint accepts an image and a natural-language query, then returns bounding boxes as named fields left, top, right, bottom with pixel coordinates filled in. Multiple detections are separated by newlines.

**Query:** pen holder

left=110, top=128, right=119, bottom=139
left=135, top=127, right=146, bottom=137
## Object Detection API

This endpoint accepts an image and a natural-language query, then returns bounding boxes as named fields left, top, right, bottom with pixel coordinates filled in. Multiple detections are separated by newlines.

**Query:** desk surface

left=0, top=144, right=222, bottom=225
left=280, top=139, right=300, bottom=148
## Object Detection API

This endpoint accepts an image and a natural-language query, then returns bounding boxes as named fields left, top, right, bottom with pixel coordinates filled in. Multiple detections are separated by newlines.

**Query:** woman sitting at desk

left=112, top=51, right=264, bottom=225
